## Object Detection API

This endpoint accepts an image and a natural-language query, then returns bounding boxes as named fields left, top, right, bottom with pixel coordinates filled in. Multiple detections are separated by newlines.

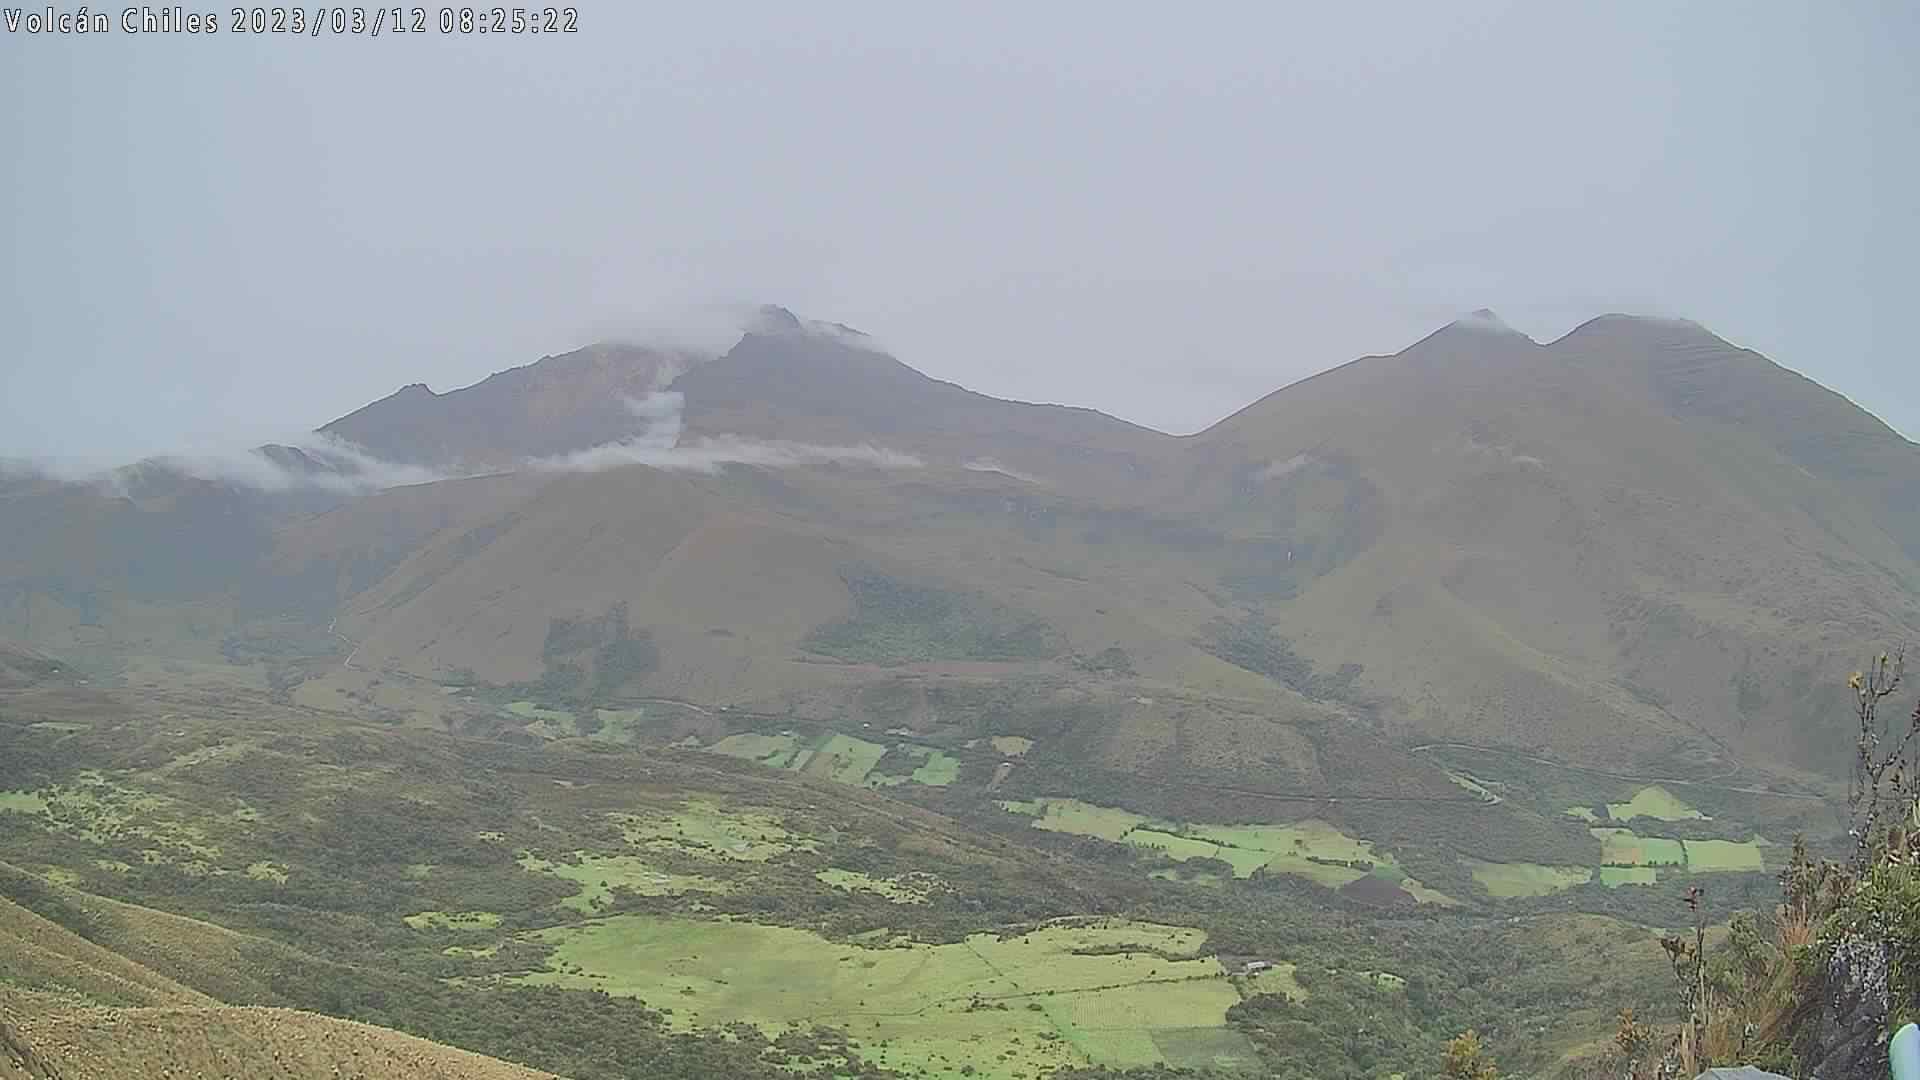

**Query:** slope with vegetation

left=2, top=307, right=1917, bottom=1077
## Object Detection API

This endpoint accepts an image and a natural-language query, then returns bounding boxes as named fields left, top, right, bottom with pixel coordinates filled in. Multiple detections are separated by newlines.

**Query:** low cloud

left=621, top=391, right=685, bottom=448
left=533, top=384, right=921, bottom=474
left=962, top=458, right=1039, bottom=483
left=92, top=434, right=455, bottom=497
left=531, top=435, right=922, bottom=475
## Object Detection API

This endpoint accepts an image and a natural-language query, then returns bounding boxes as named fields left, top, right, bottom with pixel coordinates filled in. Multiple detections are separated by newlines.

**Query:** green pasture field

left=519, top=852, right=727, bottom=912
left=587, top=708, right=649, bottom=744
left=1599, top=866, right=1659, bottom=887
left=815, top=868, right=933, bottom=904
left=799, top=733, right=890, bottom=785
left=1681, top=838, right=1767, bottom=872
left=989, top=736, right=1034, bottom=757
left=1465, top=858, right=1593, bottom=898
left=1000, top=801, right=1456, bottom=900
left=0, top=791, right=50, bottom=814
left=513, top=916, right=1240, bottom=1079
left=1590, top=828, right=1687, bottom=867
left=908, top=749, right=962, bottom=786
left=1605, top=787, right=1707, bottom=822
left=611, top=800, right=810, bottom=862
left=1002, top=797, right=1152, bottom=842
left=1239, top=963, right=1307, bottom=1000
left=707, top=730, right=962, bottom=789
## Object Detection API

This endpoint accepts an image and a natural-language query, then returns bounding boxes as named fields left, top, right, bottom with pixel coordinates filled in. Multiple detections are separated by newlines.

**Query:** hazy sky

left=5, top=2, right=1916, bottom=466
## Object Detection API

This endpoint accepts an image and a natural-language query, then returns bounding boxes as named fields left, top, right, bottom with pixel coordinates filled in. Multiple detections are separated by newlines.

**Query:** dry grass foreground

left=0, top=892, right=565, bottom=1080
left=5, top=1005, right=566, bottom=1080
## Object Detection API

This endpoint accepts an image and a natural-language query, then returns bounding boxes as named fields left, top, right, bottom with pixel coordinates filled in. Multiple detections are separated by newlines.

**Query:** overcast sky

left=4, top=2, right=1916, bottom=466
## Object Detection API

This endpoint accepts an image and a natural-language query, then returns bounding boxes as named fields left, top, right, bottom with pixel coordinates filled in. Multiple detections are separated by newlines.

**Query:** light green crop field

left=1606, top=787, right=1707, bottom=822
left=1000, top=802, right=1451, bottom=898
left=1682, top=838, right=1767, bottom=872
left=800, top=733, right=890, bottom=785
left=1564, top=806, right=1602, bottom=822
left=1400, top=879, right=1464, bottom=906
left=0, top=791, right=51, bottom=814
left=1239, top=963, right=1306, bottom=1000
left=707, top=732, right=803, bottom=767
left=245, top=860, right=289, bottom=883
left=708, top=731, right=964, bottom=790
left=1195, top=821, right=1406, bottom=891
left=989, top=735, right=1034, bottom=757
left=1126, top=829, right=1225, bottom=862
left=611, top=800, right=811, bottom=862
left=505, top=701, right=578, bottom=738
left=815, top=868, right=933, bottom=904
left=520, top=852, right=727, bottom=912
left=589, top=708, right=649, bottom=744
left=1149, top=1027, right=1264, bottom=1072
left=1007, top=798, right=1151, bottom=842
left=0, top=774, right=222, bottom=873
left=513, top=916, right=1238, bottom=1079
left=908, top=749, right=962, bottom=786
left=1465, top=858, right=1593, bottom=898
left=1591, top=828, right=1687, bottom=867
left=1599, top=866, right=1659, bottom=887
left=403, top=910, right=503, bottom=930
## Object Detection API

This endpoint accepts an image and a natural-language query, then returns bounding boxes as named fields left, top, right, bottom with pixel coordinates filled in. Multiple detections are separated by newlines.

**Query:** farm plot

left=1605, top=786, right=1707, bottom=822
left=512, top=916, right=1241, bottom=1080
left=1590, top=828, right=1686, bottom=867
left=706, top=731, right=962, bottom=790
left=518, top=852, right=727, bottom=912
left=998, top=801, right=1455, bottom=902
left=1464, top=858, right=1593, bottom=898
left=1681, top=838, right=1767, bottom=872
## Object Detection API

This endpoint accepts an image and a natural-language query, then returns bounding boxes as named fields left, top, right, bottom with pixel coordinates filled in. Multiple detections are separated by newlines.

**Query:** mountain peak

left=751, top=305, right=805, bottom=334
left=1445, top=308, right=1531, bottom=340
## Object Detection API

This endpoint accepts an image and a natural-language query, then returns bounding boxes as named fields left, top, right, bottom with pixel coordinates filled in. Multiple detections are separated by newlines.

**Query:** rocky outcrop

left=1809, top=936, right=1891, bottom=1080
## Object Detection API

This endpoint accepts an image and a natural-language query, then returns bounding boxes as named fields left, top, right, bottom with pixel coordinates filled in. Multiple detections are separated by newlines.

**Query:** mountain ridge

left=1, top=307, right=1913, bottom=787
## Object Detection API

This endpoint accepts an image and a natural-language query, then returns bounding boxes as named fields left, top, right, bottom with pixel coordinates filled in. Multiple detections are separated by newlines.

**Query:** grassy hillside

left=0, top=672, right=1721, bottom=1079
left=1181, top=317, right=1920, bottom=778
left=2, top=312, right=1909, bottom=1075
left=6, top=315, right=1912, bottom=796
left=7, top=1006, right=566, bottom=1080
left=0, top=891, right=567, bottom=1080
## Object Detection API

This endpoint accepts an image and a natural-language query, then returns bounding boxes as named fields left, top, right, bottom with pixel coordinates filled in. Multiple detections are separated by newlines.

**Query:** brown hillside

left=0, top=895, right=212, bottom=1009
left=1, top=1014, right=62, bottom=1080
left=3, top=309, right=1915, bottom=789
left=10, top=1006, right=564, bottom=1080
left=1180, top=314, right=1920, bottom=775
left=671, top=313, right=1171, bottom=497
left=0, top=880, right=562, bottom=1079
left=0, top=646, right=65, bottom=691
left=321, top=342, right=710, bottom=470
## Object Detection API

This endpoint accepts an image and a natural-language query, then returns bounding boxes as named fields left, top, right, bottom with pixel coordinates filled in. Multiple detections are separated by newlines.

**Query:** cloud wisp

left=529, top=391, right=921, bottom=474
left=20, top=389, right=921, bottom=498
